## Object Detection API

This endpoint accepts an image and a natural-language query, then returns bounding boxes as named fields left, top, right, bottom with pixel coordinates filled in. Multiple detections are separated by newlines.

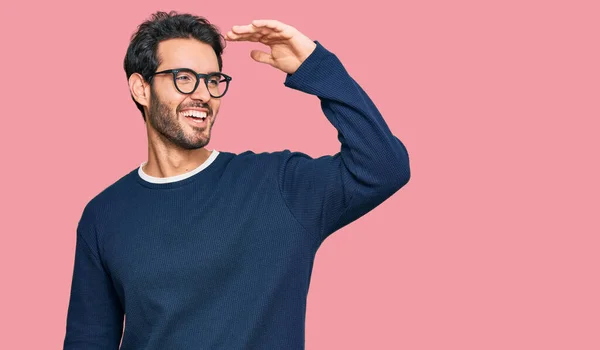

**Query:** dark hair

left=124, top=11, right=226, bottom=122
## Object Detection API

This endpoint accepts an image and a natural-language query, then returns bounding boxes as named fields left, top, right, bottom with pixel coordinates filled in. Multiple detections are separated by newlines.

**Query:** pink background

left=1, top=0, right=598, bottom=349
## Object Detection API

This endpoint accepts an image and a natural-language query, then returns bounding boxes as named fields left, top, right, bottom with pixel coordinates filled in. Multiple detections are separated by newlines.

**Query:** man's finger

left=230, top=24, right=254, bottom=34
left=231, top=23, right=272, bottom=34
left=230, top=24, right=274, bottom=38
left=251, top=19, right=284, bottom=31
left=224, top=31, right=240, bottom=40
left=225, top=31, right=263, bottom=42
left=225, top=30, right=254, bottom=40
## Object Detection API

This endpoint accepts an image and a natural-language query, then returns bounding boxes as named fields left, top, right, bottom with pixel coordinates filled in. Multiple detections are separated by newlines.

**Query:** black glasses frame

left=148, top=68, right=233, bottom=98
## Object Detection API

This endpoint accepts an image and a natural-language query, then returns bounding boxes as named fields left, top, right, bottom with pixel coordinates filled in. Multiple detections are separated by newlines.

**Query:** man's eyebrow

left=185, top=69, right=220, bottom=74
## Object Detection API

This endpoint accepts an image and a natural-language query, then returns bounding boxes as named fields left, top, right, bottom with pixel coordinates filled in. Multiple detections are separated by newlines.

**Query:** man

left=63, top=10, right=410, bottom=350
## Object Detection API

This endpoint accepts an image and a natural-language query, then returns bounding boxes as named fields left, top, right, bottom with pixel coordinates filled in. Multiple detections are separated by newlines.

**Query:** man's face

left=146, top=38, right=222, bottom=150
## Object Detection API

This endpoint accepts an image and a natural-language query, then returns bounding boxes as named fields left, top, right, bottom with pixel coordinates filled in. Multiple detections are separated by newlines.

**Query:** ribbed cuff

left=283, top=40, right=331, bottom=90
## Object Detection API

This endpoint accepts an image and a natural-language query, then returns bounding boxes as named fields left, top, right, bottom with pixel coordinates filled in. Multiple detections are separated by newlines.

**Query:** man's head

left=124, top=11, right=229, bottom=150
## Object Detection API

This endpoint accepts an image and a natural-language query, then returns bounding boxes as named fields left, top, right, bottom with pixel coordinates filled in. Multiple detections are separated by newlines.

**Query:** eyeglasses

left=148, top=68, right=232, bottom=98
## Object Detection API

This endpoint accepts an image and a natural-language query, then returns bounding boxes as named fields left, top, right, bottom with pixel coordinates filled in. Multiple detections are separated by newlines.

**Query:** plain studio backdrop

left=0, top=0, right=598, bottom=349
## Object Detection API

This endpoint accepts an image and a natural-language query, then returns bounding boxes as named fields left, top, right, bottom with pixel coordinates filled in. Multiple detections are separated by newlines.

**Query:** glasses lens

left=175, top=70, right=198, bottom=93
left=174, top=71, right=230, bottom=97
left=206, top=73, right=229, bottom=98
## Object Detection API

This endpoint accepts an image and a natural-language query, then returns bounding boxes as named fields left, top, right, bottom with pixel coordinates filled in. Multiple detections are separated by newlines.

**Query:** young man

left=63, top=10, right=411, bottom=349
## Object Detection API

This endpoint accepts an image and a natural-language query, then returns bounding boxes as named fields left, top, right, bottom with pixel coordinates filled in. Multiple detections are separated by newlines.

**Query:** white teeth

left=181, top=110, right=207, bottom=119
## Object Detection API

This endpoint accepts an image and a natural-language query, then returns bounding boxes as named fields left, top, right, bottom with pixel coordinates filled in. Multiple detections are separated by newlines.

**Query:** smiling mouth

left=179, top=110, right=208, bottom=119
left=181, top=113, right=209, bottom=127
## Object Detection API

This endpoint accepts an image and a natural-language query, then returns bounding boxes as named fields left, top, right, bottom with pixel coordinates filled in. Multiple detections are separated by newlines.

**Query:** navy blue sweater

left=64, top=40, right=410, bottom=349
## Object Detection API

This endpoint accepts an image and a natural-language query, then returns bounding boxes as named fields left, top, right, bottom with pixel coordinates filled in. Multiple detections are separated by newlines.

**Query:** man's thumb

left=250, top=50, right=274, bottom=66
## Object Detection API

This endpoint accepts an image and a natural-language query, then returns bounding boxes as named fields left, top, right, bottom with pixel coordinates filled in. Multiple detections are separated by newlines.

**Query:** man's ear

left=129, top=73, right=151, bottom=107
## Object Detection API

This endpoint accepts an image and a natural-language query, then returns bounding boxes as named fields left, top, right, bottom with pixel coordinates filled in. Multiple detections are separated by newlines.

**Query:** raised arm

left=278, top=41, right=410, bottom=242
left=225, top=20, right=411, bottom=243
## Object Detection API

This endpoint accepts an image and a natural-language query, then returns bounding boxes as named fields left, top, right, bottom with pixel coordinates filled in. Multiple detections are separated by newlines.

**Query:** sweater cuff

left=283, top=40, right=331, bottom=90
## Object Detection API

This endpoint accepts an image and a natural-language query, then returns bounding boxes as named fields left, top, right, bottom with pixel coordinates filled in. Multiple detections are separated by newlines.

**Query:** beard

left=146, top=89, right=215, bottom=150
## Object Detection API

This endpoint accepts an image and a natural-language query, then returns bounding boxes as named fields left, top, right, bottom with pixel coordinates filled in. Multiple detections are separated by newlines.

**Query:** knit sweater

left=63, top=40, right=411, bottom=349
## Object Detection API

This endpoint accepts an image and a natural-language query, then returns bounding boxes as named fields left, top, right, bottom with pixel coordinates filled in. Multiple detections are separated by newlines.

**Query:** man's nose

left=190, top=79, right=211, bottom=101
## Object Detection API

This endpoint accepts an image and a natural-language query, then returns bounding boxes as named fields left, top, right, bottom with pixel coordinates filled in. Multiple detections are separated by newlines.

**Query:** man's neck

left=142, top=147, right=213, bottom=178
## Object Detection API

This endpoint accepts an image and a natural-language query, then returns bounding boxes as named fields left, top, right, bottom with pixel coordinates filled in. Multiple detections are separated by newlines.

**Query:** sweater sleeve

left=277, top=40, right=411, bottom=243
left=63, top=204, right=124, bottom=349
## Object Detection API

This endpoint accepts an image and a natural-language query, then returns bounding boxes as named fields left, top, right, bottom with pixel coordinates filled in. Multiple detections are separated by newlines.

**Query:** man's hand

left=224, top=20, right=317, bottom=75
